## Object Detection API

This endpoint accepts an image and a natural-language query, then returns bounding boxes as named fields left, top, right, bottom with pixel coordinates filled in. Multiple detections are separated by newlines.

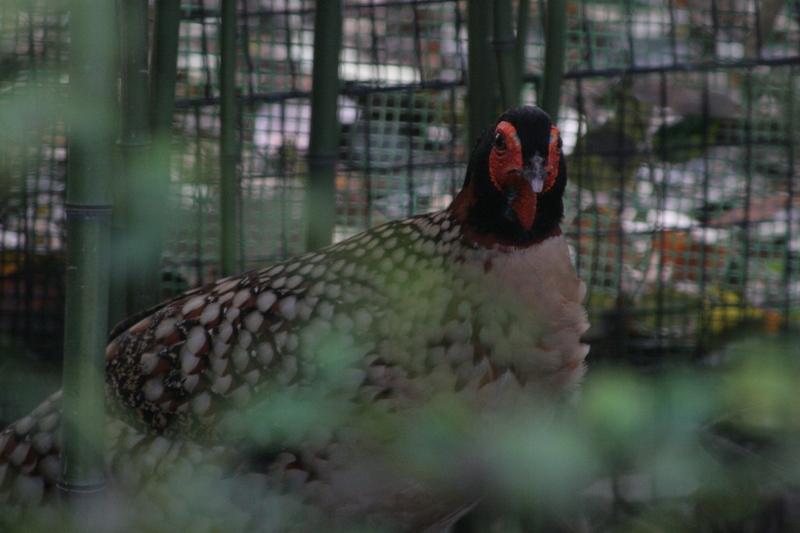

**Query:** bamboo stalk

left=467, top=0, right=497, bottom=147
left=114, top=0, right=155, bottom=322
left=516, top=0, right=530, bottom=88
left=305, top=0, right=342, bottom=251
left=540, top=0, right=567, bottom=123
left=59, top=0, right=116, bottom=506
left=493, top=0, right=519, bottom=110
left=142, top=0, right=182, bottom=298
left=150, top=0, right=181, bottom=136
left=220, top=0, right=240, bottom=276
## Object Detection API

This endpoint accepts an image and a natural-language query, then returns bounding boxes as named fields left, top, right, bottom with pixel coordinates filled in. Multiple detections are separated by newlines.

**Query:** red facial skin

left=545, top=125, right=561, bottom=190
left=488, top=122, right=561, bottom=231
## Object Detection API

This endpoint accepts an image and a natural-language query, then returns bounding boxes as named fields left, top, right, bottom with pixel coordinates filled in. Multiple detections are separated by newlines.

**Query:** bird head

left=452, top=106, right=566, bottom=247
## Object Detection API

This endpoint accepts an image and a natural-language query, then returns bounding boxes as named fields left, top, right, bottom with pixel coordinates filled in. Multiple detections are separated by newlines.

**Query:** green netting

left=0, top=0, right=68, bottom=360
left=0, top=0, right=798, bottom=364
left=1, top=1, right=800, bottom=529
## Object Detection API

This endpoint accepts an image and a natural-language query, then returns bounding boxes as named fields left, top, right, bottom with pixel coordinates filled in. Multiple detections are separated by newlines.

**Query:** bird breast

left=469, top=235, right=590, bottom=394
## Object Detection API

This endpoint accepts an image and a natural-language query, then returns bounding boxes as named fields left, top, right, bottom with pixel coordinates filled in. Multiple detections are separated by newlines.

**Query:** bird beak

left=524, top=153, right=546, bottom=193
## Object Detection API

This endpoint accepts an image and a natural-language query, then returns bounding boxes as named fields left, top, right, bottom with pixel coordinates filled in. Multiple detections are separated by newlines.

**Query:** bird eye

left=493, top=132, right=507, bottom=150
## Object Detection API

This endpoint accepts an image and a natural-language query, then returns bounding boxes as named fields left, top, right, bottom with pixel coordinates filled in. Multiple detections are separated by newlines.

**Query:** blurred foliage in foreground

left=1, top=333, right=799, bottom=532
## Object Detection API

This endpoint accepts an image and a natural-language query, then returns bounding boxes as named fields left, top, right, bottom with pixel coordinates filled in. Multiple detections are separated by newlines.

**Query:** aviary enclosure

left=0, top=0, right=798, bottom=531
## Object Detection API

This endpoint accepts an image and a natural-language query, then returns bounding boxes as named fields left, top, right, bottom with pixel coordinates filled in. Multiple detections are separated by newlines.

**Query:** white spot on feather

left=37, top=413, right=58, bottom=433
left=309, top=280, right=325, bottom=295
left=325, top=284, right=341, bottom=299
left=297, top=301, right=313, bottom=322
left=231, top=345, right=249, bottom=371
left=243, top=368, right=260, bottom=385
left=211, top=373, right=233, bottom=395
left=279, top=296, right=297, bottom=320
left=180, top=349, right=201, bottom=375
left=130, top=315, right=153, bottom=333
left=213, top=340, right=230, bottom=359
left=317, top=301, right=334, bottom=321
left=13, top=416, right=35, bottom=436
left=182, top=295, right=205, bottom=316
left=229, top=384, right=251, bottom=406
left=191, top=392, right=211, bottom=415
left=210, top=354, right=228, bottom=376
left=353, top=309, right=372, bottom=332
left=285, top=333, right=299, bottom=352
left=31, top=432, right=53, bottom=455
left=183, top=374, right=199, bottom=393
left=39, top=455, right=60, bottom=484
left=286, top=275, right=303, bottom=290
left=216, top=289, right=235, bottom=305
left=277, top=356, right=298, bottom=383
left=311, top=264, right=326, bottom=278
left=232, top=288, right=252, bottom=308
left=12, top=474, right=43, bottom=505
left=148, top=436, right=171, bottom=461
left=186, top=326, right=207, bottom=355
left=333, top=314, right=353, bottom=333
left=257, top=291, right=277, bottom=313
left=267, top=265, right=284, bottom=277
left=244, top=311, right=264, bottom=333
left=256, top=343, right=274, bottom=366
left=200, top=303, right=220, bottom=325
left=154, top=318, right=178, bottom=341
left=143, top=378, right=165, bottom=402
left=274, top=331, right=288, bottom=349
left=238, top=330, right=253, bottom=348
left=330, top=259, right=346, bottom=272
left=225, top=306, right=240, bottom=322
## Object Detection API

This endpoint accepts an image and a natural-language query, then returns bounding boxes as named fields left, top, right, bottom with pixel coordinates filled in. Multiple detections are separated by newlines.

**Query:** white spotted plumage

left=1, top=106, right=588, bottom=531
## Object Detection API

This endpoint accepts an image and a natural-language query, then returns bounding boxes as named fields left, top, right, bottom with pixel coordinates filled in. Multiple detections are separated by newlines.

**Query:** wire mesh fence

left=0, top=0, right=799, bottom=530
left=5, top=0, right=795, bottom=362
left=0, top=0, right=69, bottom=361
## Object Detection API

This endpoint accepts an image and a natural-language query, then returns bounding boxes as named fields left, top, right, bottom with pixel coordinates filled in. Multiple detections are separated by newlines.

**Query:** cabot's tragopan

left=0, top=105, right=588, bottom=531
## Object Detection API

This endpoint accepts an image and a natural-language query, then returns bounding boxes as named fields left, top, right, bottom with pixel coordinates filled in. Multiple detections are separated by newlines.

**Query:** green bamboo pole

left=305, top=0, right=342, bottom=251
left=219, top=0, right=239, bottom=276
left=493, top=0, right=519, bottom=110
left=516, top=0, right=530, bottom=88
left=59, top=0, right=116, bottom=504
left=467, top=0, right=496, bottom=148
left=114, top=0, right=155, bottom=323
left=540, top=0, right=567, bottom=123
left=150, top=0, right=181, bottom=135
left=147, top=0, right=181, bottom=295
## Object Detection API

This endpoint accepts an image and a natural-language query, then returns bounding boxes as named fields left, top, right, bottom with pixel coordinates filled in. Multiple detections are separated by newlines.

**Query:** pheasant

left=0, top=105, right=589, bottom=531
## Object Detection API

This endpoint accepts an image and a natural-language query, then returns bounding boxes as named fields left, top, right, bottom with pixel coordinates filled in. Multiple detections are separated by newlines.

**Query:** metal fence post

left=306, top=0, right=342, bottom=251
left=58, top=0, right=115, bottom=509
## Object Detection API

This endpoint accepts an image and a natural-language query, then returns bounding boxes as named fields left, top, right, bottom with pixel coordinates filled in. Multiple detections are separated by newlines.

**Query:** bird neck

left=448, top=179, right=563, bottom=250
